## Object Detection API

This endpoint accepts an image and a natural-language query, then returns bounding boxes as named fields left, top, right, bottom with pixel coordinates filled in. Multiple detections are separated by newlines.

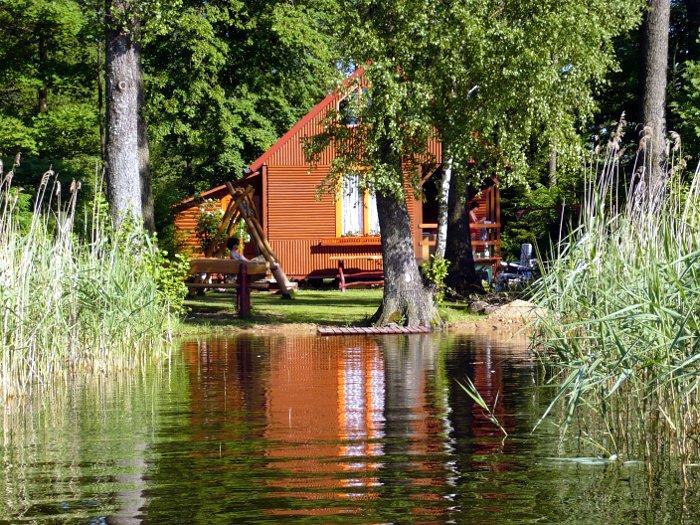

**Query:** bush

left=146, top=248, right=190, bottom=315
left=195, top=199, right=226, bottom=254
left=421, top=255, right=451, bottom=304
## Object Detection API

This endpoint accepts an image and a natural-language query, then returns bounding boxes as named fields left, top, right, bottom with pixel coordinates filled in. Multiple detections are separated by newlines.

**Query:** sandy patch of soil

left=447, top=299, right=542, bottom=345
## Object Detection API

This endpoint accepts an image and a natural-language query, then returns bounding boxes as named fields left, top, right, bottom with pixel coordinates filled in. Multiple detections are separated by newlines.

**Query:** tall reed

left=0, top=161, right=177, bottom=399
left=533, top=122, right=700, bottom=472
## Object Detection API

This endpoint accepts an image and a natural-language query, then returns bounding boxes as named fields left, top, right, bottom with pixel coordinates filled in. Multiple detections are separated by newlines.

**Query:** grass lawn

left=180, top=288, right=480, bottom=334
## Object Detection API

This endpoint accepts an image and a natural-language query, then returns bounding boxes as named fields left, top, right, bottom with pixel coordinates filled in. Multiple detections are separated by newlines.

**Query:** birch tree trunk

left=641, top=0, right=670, bottom=181
left=434, top=157, right=452, bottom=259
left=105, top=0, right=143, bottom=227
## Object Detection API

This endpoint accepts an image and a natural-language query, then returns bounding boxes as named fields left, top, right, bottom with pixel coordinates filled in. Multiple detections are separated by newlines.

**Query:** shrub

left=146, top=248, right=190, bottom=315
left=195, top=199, right=225, bottom=254
left=421, top=255, right=451, bottom=304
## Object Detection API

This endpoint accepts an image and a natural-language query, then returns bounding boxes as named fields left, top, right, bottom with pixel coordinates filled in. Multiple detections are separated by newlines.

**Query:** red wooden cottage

left=173, top=73, right=501, bottom=281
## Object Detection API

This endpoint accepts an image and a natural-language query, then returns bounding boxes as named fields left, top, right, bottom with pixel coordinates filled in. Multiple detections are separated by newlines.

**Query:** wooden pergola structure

left=209, top=183, right=293, bottom=299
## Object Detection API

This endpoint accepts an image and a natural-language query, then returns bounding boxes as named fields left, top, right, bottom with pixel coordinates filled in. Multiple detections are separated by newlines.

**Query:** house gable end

left=248, top=69, right=364, bottom=171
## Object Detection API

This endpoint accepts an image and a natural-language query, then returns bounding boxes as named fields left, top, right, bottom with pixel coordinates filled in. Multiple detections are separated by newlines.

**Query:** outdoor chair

left=495, top=243, right=536, bottom=290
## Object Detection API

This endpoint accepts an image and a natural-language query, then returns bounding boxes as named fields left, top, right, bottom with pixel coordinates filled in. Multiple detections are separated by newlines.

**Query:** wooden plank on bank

left=317, top=326, right=432, bottom=335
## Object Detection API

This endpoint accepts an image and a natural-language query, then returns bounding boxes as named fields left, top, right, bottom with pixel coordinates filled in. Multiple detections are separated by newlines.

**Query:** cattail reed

left=533, top=125, right=700, bottom=476
left=0, top=165, right=177, bottom=400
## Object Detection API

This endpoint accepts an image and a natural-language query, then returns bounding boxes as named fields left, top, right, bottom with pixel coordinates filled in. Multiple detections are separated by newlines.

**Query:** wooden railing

left=419, top=222, right=502, bottom=274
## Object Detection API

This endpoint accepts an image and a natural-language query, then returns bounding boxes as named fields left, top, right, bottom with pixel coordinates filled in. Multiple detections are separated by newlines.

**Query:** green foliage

left=533, top=136, right=700, bottom=465
left=309, top=0, right=645, bottom=203
left=145, top=248, right=189, bottom=316
left=33, top=103, right=100, bottom=157
left=0, top=0, right=99, bottom=190
left=5, top=188, right=33, bottom=234
left=194, top=200, right=225, bottom=254
left=1, top=0, right=339, bottom=239
left=0, top=116, right=37, bottom=156
left=0, top=0, right=89, bottom=116
left=145, top=0, right=339, bottom=208
left=672, top=60, right=700, bottom=157
left=421, top=255, right=451, bottom=304
left=499, top=156, right=583, bottom=257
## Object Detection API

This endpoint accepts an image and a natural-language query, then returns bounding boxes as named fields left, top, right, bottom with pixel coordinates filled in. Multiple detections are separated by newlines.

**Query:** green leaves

left=312, top=0, right=645, bottom=200
left=145, top=0, right=338, bottom=195
left=0, top=116, right=38, bottom=157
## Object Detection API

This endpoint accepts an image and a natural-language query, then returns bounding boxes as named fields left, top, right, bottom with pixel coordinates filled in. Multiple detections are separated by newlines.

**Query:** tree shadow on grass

left=181, top=290, right=382, bottom=330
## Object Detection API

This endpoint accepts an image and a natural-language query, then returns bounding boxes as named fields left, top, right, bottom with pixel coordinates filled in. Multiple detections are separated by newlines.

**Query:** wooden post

left=237, top=264, right=251, bottom=318
left=338, top=259, right=346, bottom=292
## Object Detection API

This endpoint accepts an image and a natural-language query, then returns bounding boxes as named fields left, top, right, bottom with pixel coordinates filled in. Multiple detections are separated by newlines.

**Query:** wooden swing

left=207, top=183, right=293, bottom=299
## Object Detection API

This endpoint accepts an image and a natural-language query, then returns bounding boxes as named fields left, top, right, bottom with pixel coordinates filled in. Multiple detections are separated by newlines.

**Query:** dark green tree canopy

left=144, top=0, right=339, bottom=193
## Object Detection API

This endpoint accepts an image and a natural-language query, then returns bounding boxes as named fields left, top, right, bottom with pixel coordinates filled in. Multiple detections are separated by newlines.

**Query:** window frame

left=335, top=176, right=379, bottom=237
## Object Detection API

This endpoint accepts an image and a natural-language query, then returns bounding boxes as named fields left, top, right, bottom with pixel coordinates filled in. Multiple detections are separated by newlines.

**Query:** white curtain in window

left=368, top=192, right=380, bottom=234
left=342, top=174, right=363, bottom=235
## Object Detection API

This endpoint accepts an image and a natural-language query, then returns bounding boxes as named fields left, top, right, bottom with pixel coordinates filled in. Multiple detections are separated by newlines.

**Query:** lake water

left=1, top=334, right=697, bottom=524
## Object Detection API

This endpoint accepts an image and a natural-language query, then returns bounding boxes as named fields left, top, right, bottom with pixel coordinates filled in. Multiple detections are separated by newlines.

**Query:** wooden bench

left=329, top=255, right=384, bottom=292
left=187, top=258, right=269, bottom=317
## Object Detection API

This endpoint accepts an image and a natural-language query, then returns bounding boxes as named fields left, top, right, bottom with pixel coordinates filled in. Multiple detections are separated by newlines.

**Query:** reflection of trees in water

left=143, top=336, right=274, bottom=523
left=371, top=335, right=450, bottom=521
left=0, top=364, right=189, bottom=523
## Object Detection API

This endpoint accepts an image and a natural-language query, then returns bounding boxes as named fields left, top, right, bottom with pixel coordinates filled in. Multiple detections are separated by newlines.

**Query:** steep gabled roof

left=247, top=68, right=364, bottom=174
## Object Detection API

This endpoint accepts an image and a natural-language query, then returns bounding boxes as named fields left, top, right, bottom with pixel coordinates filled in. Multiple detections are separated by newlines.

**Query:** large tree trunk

left=641, top=0, right=671, bottom=181
left=445, top=173, right=484, bottom=297
left=434, top=156, right=452, bottom=259
left=135, top=43, right=155, bottom=232
left=686, top=0, right=700, bottom=60
left=37, top=34, right=48, bottom=113
left=371, top=190, right=437, bottom=327
left=105, top=0, right=143, bottom=227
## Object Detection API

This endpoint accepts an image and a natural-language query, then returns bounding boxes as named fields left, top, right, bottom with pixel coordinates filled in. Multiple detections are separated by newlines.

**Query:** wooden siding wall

left=265, top=162, right=424, bottom=278
left=270, top=239, right=382, bottom=278
left=266, top=166, right=336, bottom=239
left=173, top=205, right=202, bottom=254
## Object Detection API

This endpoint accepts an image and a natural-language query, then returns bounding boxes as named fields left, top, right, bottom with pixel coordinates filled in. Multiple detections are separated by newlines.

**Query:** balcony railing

left=419, top=222, right=502, bottom=272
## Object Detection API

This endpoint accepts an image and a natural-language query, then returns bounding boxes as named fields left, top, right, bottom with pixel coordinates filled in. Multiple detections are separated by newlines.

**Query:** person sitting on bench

left=227, top=236, right=250, bottom=263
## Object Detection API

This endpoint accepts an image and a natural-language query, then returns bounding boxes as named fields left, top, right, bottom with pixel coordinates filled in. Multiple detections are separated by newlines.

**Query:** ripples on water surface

left=1, top=334, right=697, bottom=523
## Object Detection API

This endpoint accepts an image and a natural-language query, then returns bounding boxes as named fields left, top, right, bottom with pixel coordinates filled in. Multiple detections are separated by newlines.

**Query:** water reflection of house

left=264, top=336, right=386, bottom=505
left=179, top=334, right=522, bottom=520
